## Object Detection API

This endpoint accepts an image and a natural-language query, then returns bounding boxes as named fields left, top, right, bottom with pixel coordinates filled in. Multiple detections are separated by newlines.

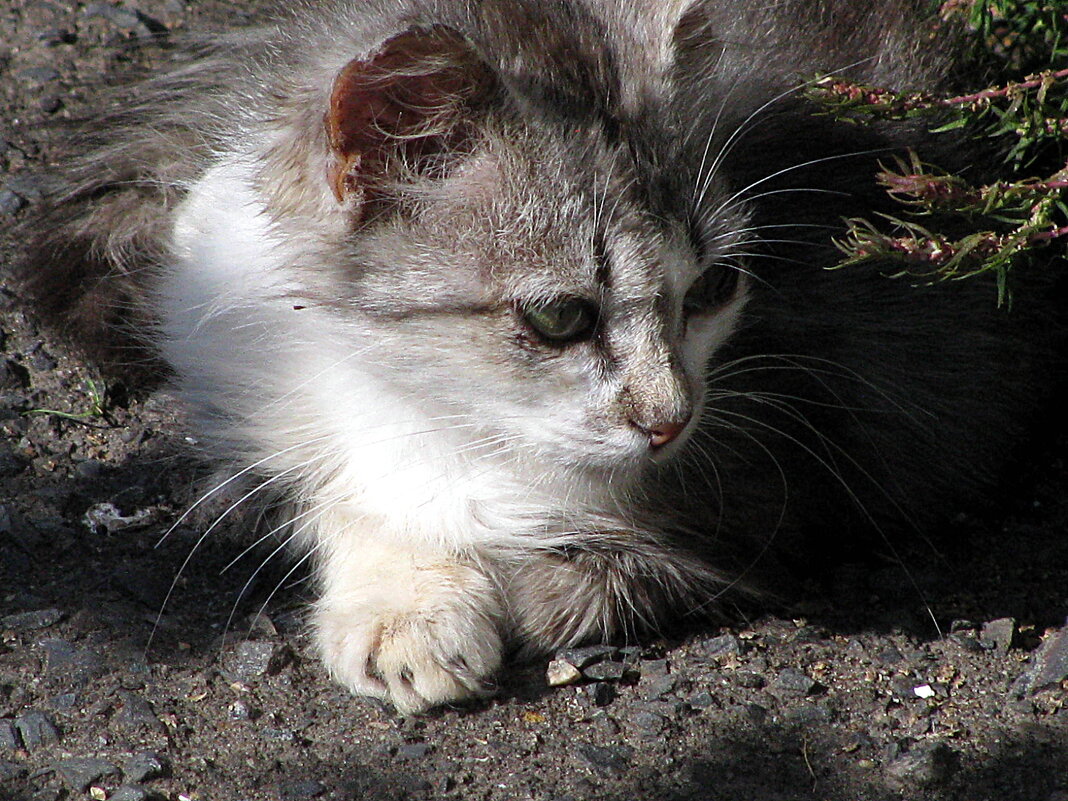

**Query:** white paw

left=314, top=563, right=504, bottom=715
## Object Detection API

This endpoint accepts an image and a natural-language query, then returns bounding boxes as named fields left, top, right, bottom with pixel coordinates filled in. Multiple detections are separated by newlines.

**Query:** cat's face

left=306, top=19, right=750, bottom=488
left=341, top=125, right=748, bottom=483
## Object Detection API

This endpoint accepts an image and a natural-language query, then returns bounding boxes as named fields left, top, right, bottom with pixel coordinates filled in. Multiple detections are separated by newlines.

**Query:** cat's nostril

left=646, top=419, right=688, bottom=448
left=649, top=421, right=685, bottom=448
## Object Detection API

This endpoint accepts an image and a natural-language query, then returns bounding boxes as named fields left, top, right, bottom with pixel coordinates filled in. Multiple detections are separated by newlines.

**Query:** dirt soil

left=2, top=2, right=1067, bottom=800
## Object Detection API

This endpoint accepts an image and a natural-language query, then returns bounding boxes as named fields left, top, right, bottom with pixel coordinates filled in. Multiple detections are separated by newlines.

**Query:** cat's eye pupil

left=523, top=299, right=595, bottom=343
left=684, top=266, right=739, bottom=313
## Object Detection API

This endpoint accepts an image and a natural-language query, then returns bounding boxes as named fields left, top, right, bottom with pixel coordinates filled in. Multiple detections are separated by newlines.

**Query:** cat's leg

left=311, top=513, right=505, bottom=715
left=500, top=540, right=722, bottom=654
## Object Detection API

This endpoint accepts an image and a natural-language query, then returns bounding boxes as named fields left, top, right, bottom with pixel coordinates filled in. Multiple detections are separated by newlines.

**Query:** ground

left=1, top=2, right=1067, bottom=800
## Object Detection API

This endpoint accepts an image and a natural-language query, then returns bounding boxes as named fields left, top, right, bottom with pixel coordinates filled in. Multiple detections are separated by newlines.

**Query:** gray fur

left=15, top=0, right=1058, bottom=713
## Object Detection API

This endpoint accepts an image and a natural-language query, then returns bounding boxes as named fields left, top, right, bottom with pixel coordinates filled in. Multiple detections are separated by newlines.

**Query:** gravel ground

left=2, top=2, right=1067, bottom=800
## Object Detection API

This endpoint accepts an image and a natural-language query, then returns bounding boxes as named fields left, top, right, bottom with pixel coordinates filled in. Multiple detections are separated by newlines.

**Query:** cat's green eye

left=523, top=299, right=596, bottom=343
left=683, top=266, right=740, bottom=314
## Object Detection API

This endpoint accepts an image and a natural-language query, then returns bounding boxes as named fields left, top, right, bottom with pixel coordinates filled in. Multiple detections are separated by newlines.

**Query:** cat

left=15, top=0, right=1058, bottom=714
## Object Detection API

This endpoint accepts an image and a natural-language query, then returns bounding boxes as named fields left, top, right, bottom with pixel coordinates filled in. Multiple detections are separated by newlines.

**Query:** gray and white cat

left=18, top=0, right=1057, bottom=713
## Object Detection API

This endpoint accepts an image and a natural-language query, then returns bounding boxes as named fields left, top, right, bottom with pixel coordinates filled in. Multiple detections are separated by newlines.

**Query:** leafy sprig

left=808, top=0, right=1068, bottom=300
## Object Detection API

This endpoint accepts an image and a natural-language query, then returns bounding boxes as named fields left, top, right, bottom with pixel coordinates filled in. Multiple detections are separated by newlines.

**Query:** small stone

left=702, top=633, right=742, bottom=658
left=55, top=757, right=120, bottom=791
left=735, top=671, right=766, bottom=689
left=50, top=693, right=80, bottom=713
left=627, top=710, right=666, bottom=734
left=1, top=608, right=63, bottom=631
left=639, top=674, right=677, bottom=700
left=38, top=95, right=63, bottom=114
left=555, top=644, right=617, bottom=669
left=278, top=779, right=326, bottom=800
left=123, top=751, right=167, bottom=783
left=0, top=359, right=29, bottom=388
left=74, top=460, right=105, bottom=480
left=36, top=27, right=76, bottom=45
left=546, top=659, right=582, bottom=687
left=885, top=742, right=959, bottom=789
left=581, top=660, right=628, bottom=682
left=583, top=681, right=615, bottom=707
left=770, top=668, right=822, bottom=696
left=576, top=743, right=633, bottom=777
left=641, top=658, right=669, bottom=677
left=39, top=638, right=104, bottom=681
left=687, top=692, right=717, bottom=709
left=15, top=710, right=60, bottom=750
left=225, top=640, right=289, bottom=680
left=113, top=692, right=164, bottom=733
left=876, top=646, right=905, bottom=665
left=18, top=67, right=60, bottom=84
left=83, top=502, right=158, bottom=533
left=0, top=719, right=20, bottom=750
left=109, top=787, right=149, bottom=801
left=1024, top=622, right=1068, bottom=694
left=396, top=742, right=432, bottom=759
left=842, top=731, right=874, bottom=753
left=913, top=684, right=936, bottom=700
left=0, top=759, right=26, bottom=782
left=979, top=618, right=1016, bottom=652
left=0, top=189, right=24, bottom=216
left=0, top=446, right=26, bottom=477
left=83, top=2, right=142, bottom=29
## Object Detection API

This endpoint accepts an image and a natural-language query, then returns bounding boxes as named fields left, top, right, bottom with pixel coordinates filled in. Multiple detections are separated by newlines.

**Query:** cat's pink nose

left=647, top=420, right=687, bottom=448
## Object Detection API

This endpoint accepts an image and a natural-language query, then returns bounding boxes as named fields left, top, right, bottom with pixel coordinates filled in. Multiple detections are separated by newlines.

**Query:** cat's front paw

left=314, top=563, right=504, bottom=715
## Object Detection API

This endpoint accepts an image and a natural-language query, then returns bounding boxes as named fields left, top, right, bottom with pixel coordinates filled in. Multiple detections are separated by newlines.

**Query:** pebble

left=546, top=659, right=582, bottom=687
left=702, top=633, right=742, bottom=658
left=686, top=691, right=716, bottom=709
left=1021, top=620, right=1068, bottom=694
left=639, top=674, right=677, bottom=700
left=770, top=668, right=822, bottom=696
left=0, top=358, right=29, bottom=388
left=583, top=682, right=614, bottom=707
left=18, top=67, right=60, bottom=84
left=979, top=618, right=1016, bottom=652
left=575, top=743, right=633, bottom=777
left=1, top=608, right=64, bottom=631
left=55, top=756, right=120, bottom=791
left=278, top=779, right=327, bottom=799
left=36, top=27, right=77, bottom=45
left=396, top=742, right=433, bottom=759
left=555, top=644, right=617, bottom=669
left=0, top=720, right=20, bottom=750
left=113, top=692, right=164, bottom=733
left=123, top=751, right=166, bottom=782
left=83, top=2, right=143, bottom=30
left=39, top=638, right=105, bottom=682
left=0, top=189, right=23, bottom=216
left=83, top=502, right=159, bottom=533
left=885, top=742, right=959, bottom=789
left=581, top=660, right=628, bottom=682
left=38, top=94, right=63, bottom=114
left=14, top=710, right=60, bottom=750
left=74, top=459, right=105, bottom=480
left=109, top=787, right=149, bottom=801
left=0, top=759, right=26, bottom=781
left=734, top=671, right=765, bottom=689
left=225, top=641, right=290, bottom=680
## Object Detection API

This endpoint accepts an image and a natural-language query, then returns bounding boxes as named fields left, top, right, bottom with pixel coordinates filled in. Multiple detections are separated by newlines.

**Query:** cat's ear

left=325, top=25, right=496, bottom=215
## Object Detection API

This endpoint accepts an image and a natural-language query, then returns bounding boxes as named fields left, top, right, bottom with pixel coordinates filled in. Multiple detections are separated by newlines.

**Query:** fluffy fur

left=18, top=0, right=1058, bottom=713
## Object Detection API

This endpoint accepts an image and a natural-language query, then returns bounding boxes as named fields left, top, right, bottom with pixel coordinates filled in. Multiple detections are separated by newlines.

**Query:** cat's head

left=279, top=3, right=750, bottom=486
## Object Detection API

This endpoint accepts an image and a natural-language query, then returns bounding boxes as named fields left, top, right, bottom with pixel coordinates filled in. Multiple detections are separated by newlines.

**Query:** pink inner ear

left=325, top=26, right=495, bottom=210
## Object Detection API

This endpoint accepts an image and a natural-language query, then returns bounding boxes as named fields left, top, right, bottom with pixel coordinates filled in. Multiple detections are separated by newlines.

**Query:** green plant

left=809, top=0, right=1068, bottom=302
left=24, top=377, right=111, bottom=424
